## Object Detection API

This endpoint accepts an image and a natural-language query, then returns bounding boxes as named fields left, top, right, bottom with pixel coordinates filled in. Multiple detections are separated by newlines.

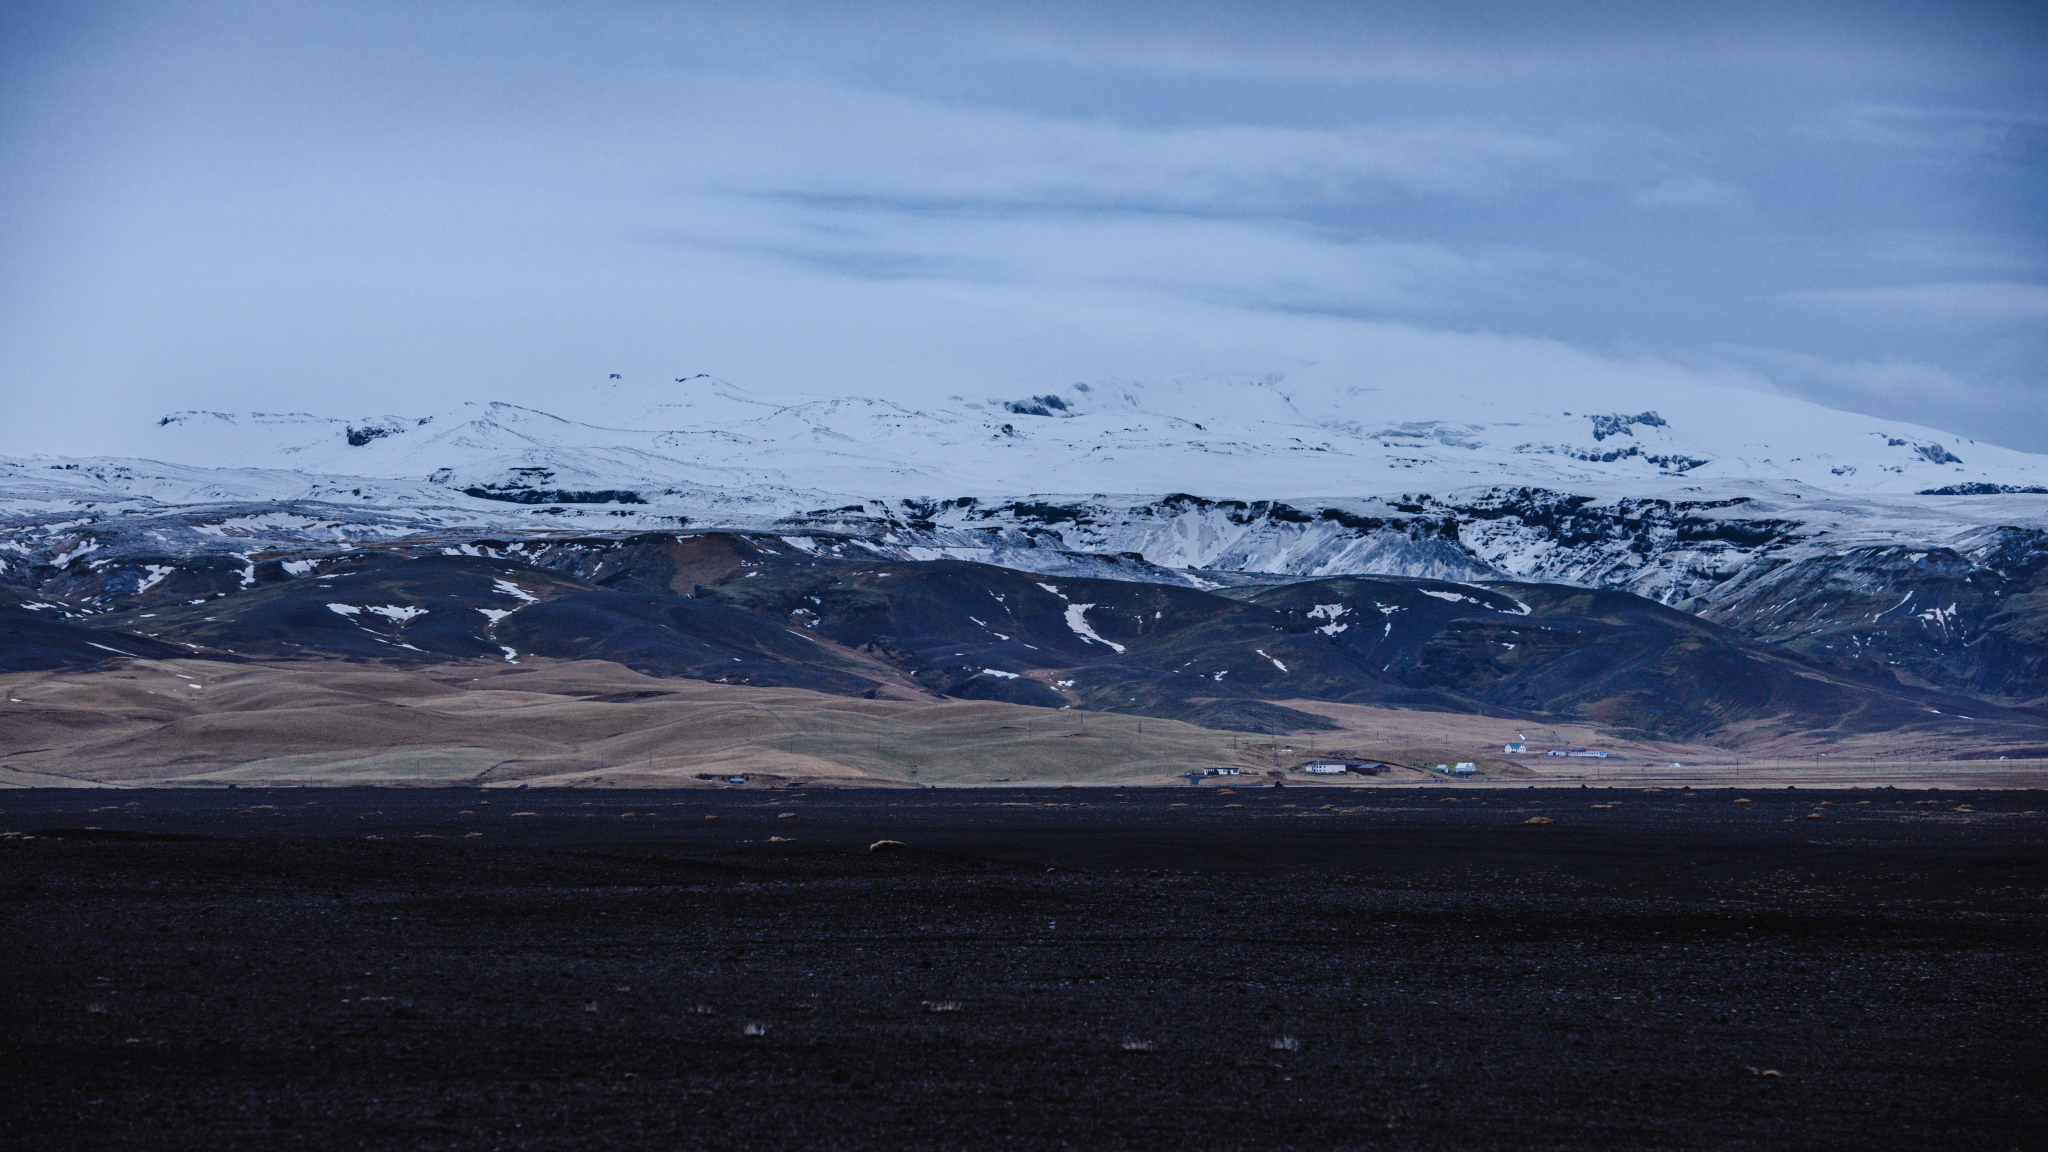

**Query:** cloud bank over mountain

left=1, top=1, right=2043, bottom=455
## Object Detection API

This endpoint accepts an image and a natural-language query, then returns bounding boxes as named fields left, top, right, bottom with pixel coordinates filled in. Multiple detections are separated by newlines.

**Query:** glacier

left=5, top=372, right=2043, bottom=588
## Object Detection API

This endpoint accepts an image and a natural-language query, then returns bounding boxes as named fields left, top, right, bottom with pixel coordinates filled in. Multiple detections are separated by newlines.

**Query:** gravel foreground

left=3, top=786, right=2045, bottom=1150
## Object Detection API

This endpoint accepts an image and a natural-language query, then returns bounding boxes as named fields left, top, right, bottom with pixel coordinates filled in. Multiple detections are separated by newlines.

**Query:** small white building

left=1503, top=741, right=1527, bottom=754
left=1453, top=762, right=1477, bottom=776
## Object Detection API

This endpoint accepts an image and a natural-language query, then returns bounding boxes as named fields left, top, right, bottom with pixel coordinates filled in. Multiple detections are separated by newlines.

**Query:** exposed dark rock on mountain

left=1683, top=529, right=2048, bottom=704
left=461, top=487, right=647, bottom=504
left=1920, top=483, right=2048, bottom=495
left=1587, top=411, right=1668, bottom=440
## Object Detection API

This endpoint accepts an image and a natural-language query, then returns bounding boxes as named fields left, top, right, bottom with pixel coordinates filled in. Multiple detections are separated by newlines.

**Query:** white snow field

left=5, top=371, right=2047, bottom=603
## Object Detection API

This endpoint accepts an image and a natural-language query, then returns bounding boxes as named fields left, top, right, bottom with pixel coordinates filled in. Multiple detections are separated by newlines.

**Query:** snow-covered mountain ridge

left=127, top=372, right=2048, bottom=502
left=8, top=371, right=2045, bottom=583
left=6, top=373, right=2048, bottom=702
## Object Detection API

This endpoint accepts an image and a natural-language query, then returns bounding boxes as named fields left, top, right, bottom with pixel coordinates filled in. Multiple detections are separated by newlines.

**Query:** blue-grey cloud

left=0, top=0, right=2043, bottom=456
left=1779, top=282, right=2048, bottom=320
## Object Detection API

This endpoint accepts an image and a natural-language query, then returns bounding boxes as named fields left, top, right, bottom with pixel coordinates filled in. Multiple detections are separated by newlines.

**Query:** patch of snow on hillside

left=1465, top=585, right=1532, bottom=614
left=968, top=615, right=1013, bottom=640
left=1307, top=603, right=1350, bottom=635
left=51, top=539, right=99, bottom=567
left=492, top=579, right=538, bottom=602
left=1063, top=604, right=1125, bottom=652
left=328, top=603, right=426, bottom=623
left=1916, top=603, right=1959, bottom=634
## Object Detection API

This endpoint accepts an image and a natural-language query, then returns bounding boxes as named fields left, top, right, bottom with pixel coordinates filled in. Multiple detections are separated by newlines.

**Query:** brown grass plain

left=4, top=656, right=2045, bottom=790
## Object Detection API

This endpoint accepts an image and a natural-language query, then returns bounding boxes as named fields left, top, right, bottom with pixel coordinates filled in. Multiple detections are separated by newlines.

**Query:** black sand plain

left=4, top=785, right=2045, bottom=1150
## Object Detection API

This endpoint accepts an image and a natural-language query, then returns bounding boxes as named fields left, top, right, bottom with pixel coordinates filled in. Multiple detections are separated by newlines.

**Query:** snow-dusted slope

left=126, top=372, right=2048, bottom=503
left=4, top=371, right=2046, bottom=599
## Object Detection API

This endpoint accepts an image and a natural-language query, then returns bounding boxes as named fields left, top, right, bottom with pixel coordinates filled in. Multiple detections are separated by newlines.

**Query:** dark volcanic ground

left=4, top=786, right=2046, bottom=1150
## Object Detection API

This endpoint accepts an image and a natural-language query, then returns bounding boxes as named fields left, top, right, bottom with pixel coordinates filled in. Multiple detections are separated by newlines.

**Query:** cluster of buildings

left=1185, top=760, right=1395, bottom=783
left=1502, top=732, right=1607, bottom=758
left=1298, top=760, right=1390, bottom=776
left=1185, top=738, right=1623, bottom=784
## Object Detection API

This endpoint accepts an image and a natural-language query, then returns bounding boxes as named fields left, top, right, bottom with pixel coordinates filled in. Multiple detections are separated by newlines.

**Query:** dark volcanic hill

left=0, top=584, right=194, bottom=673
left=12, top=531, right=2046, bottom=753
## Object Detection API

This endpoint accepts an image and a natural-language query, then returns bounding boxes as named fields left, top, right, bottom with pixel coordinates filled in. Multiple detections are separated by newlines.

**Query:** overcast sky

left=3, top=1, right=2045, bottom=456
